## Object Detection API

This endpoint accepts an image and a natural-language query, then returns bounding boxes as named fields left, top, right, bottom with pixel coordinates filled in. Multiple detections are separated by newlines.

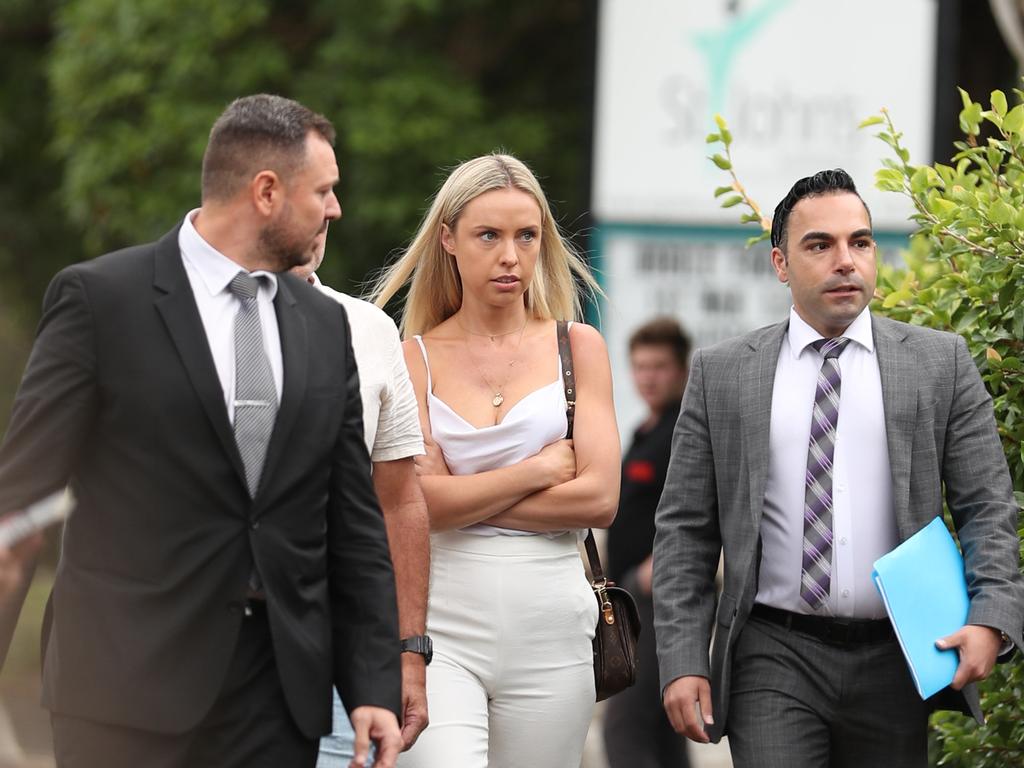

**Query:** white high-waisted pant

left=400, top=530, right=597, bottom=768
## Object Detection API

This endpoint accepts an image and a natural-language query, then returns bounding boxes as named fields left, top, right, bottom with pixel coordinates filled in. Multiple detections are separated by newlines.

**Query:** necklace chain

left=459, top=317, right=529, bottom=408
left=456, top=318, right=528, bottom=342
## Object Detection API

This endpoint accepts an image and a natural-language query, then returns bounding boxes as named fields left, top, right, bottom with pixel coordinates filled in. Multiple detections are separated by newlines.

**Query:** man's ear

left=251, top=170, right=283, bottom=217
left=770, top=246, right=789, bottom=284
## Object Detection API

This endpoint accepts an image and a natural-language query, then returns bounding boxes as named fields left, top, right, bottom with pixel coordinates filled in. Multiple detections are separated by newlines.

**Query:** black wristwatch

left=400, top=635, right=433, bottom=665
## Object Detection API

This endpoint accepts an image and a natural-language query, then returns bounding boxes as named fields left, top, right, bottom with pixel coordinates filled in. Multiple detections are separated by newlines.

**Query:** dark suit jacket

left=0, top=225, right=401, bottom=738
left=653, top=315, right=1024, bottom=743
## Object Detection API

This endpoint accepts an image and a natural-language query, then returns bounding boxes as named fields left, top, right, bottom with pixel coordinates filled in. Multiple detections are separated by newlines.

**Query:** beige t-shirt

left=314, top=278, right=424, bottom=462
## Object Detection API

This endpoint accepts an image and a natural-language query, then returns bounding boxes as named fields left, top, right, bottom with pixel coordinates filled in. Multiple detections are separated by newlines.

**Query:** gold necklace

left=456, top=318, right=528, bottom=343
left=461, top=318, right=529, bottom=408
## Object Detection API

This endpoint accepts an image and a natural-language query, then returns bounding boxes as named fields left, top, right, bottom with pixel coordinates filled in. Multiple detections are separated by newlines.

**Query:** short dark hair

left=201, top=94, right=336, bottom=201
left=629, top=317, right=692, bottom=368
left=770, top=168, right=871, bottom=251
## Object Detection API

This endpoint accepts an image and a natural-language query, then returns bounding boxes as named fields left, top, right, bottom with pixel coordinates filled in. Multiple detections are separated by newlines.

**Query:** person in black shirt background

left=604, top=317, right=692, bottom=768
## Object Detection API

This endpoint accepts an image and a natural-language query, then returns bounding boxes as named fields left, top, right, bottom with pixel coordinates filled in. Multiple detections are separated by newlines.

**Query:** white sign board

left=600, top=229, right=907, bottom=440
left=593, top=0, right=937, bottom=229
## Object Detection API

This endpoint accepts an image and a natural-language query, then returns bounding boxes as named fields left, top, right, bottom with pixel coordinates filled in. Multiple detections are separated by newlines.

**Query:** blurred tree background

left=0, top=0, right=598, bottom=436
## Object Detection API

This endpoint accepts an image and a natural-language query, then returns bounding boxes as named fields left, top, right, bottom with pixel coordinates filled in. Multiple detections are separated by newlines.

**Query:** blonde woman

left=372, top=153, right=621, bottom=767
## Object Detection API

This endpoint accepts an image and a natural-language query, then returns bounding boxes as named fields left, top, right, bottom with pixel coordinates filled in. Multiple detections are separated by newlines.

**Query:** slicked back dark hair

left=201, top=94, right=336, bottom=202
left=629, top=316, right=692, bottom=368
left=770, top=168, right=871, bottom=251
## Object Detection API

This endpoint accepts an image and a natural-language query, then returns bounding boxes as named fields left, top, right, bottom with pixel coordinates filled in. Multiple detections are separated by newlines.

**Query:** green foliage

left=0, top=0, right=84, bottom=435
left=705, top=114, right=771, bottom=245
left=860, top=99, right=1024, bottom=768
left=860, top=104, right=1024, bottom=503
left=46, top=0, right=595, bottom=295
left=49, top=0, right=285, bottom=254
left=709, top=94, right=1024, bottom=766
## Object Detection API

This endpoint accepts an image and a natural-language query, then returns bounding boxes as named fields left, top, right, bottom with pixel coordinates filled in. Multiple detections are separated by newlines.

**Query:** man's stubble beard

left=258, top=207, right=314, bottom=273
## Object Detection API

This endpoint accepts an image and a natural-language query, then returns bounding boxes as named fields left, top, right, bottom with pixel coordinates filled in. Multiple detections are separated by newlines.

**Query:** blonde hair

left=369, top=153, right=602, bottom=338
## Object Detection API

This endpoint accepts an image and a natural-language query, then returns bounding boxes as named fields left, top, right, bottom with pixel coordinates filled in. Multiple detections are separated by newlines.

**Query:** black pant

left=52, top=602, right=318, bottom=768
left=603, top=576, right=690, bottom=768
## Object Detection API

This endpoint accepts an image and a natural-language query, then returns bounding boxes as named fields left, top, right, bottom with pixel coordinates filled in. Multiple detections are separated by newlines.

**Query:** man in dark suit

left=0, top=94, right=403, bottom=768
left=653, top=169, right=1024, bottom=767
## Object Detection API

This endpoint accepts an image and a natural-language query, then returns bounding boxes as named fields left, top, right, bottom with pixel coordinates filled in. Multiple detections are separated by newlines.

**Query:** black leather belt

left=751, top=603, right=894, bottom=646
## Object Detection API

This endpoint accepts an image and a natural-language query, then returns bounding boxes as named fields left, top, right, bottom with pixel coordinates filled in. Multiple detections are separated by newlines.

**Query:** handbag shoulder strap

left=556, top=320, right=575, bottom=439
left=556, top=320, right=605, bottom=582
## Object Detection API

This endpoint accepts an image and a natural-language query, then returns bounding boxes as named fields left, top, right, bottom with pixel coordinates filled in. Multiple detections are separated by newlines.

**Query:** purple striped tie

left=801, top=337, right=850, bottom=611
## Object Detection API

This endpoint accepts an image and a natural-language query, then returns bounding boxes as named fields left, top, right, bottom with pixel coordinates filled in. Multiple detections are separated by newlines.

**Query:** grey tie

left=229, top=272, right=278, bottom=498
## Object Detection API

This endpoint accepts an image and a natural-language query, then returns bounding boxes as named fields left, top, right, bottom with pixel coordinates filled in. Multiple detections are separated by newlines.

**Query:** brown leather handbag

left=557, top=321, right=641, bottom=701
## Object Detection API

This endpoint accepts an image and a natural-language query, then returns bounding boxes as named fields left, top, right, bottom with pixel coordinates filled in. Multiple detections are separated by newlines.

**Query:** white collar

left=787, top=305, right=873, bottom=360
left=178, top=209, right=279, bottom=300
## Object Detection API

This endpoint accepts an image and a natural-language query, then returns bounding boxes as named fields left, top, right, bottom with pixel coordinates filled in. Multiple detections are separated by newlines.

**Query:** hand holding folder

left=872, top=517, right=970, bottom=700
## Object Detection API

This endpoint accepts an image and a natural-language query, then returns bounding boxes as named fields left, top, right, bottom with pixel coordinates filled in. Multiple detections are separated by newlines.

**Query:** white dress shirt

left=178, top=210, right=283, bottom=421
left=756, top=306, right=898, bottom=619
left=310, top=274, right=424, bottom=461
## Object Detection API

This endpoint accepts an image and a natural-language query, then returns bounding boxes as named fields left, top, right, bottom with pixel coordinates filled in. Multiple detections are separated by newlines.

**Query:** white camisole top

left=413, top=330, right=570, bottom=537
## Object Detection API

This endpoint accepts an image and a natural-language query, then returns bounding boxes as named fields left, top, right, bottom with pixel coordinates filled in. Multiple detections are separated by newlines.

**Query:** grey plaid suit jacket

left=652, top=313, right=1024, bottom=743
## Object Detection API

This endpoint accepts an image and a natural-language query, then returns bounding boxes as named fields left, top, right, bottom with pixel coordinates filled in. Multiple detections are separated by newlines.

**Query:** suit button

left=250, top=520, right=260, bottom=531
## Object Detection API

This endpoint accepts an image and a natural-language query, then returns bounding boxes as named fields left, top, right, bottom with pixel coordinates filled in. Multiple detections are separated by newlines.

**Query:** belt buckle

left=822, top=618, right=853, bottom=645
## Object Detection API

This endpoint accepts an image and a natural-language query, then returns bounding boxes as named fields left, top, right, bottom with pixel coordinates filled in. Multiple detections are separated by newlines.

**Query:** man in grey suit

left=652, top=168, right=1023, bottom=767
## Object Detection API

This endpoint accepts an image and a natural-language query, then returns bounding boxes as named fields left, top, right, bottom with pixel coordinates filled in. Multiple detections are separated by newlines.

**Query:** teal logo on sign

left=692, top=0, right=794, bottom=129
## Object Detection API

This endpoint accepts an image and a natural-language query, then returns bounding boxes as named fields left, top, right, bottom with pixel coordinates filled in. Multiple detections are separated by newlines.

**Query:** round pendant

left=492, top=393, right=504, bottom=407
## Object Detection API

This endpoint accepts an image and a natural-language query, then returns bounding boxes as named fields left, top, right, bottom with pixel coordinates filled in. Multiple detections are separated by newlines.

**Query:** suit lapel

left=743, top=322, right=787, bottom=528
left=256, top=275, right=308, bottom=504
left=153, top=226, right=248, bottom=489
left=873, top=315, right=917, bottom=539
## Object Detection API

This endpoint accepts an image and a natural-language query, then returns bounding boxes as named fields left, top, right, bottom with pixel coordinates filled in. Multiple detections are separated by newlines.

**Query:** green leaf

left=714, top=185, right=734, bottom=197
left=959, top=86, right=972, bottom=110
left=745, top=233, right=769, bottom=248
left=991, top=89, right=1008, bottom=117
left=954, top=306, right=984, bottom=333
left=875, top=168, right=904, bottom=192
left=882, top=289, right=912, bottom=308
left=910, top=167, right=930, bottom=194
left=989, top=198, right=1015, bottom=225
left=714, top=113, right=727, bottom=131
left=706, top=133, right=721, bottom=144
left=928, top=195, right=958, bottom=218
left=1003, top=104, right=1024, bottom=133
left=959, top=102, right=984, bottom=135
left=721, top=195, right=743, bottom=208
left=858, top=115, right=885, bottom=129
left=710, top=154, right=731, bottom=170
left=998, top=279, right=1016, bottom=309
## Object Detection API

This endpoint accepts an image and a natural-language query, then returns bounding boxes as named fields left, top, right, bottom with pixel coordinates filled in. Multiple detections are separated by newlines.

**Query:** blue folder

left=872, top=517, right=970, bottom=699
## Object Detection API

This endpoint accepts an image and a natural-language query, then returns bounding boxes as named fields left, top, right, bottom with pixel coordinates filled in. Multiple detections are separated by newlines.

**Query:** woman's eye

left=520, top=230, right=536, bottom=242
left=481, top=231, right=496, bottom=242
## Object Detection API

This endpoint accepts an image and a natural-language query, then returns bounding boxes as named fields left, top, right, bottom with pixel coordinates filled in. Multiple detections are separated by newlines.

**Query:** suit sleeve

left=0, top=267, right=99, bottom=667
left=943, top=334, right=1024, bottom=652
left=652, top=349, right=722, bottom=688
left=327, top=308, right=402, bottom=717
